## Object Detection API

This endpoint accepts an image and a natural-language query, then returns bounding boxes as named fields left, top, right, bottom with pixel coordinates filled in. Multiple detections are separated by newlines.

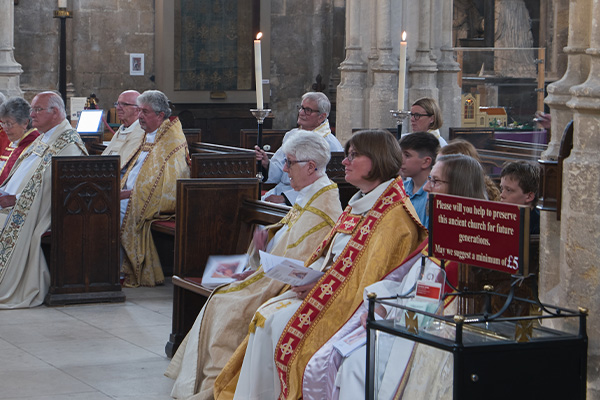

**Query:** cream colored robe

left=121, top=117, right=190, bottom=287
left=166, top=175, right=342, bottom=400
left=0, top=119, right=87, bottom=308
left=102, top=119, right=145, bottom=170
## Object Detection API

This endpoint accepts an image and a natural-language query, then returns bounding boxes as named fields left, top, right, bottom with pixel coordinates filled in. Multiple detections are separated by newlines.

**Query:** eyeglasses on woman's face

left=283, top=157, right=310, bottom=168
left=345, top=151, right=361, bottom=162
left=410, top=113, right=432, bottom=121
left=426, top=175, right=448, bottom=187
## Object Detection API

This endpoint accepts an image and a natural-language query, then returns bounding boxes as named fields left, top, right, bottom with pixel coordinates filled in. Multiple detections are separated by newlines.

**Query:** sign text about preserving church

left=428, top=193, right=529, bottom=275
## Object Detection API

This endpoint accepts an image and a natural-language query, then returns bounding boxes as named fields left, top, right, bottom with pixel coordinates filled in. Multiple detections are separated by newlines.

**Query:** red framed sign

left=428, top=193, right=530, bottom=275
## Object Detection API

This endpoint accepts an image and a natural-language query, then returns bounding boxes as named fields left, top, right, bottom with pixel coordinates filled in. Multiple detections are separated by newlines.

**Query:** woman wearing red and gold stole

left=0, top=97, right=41, bottom=184
left=214, top=130, right=427, bottom=400
left=303, top=153, right=489, bottom=400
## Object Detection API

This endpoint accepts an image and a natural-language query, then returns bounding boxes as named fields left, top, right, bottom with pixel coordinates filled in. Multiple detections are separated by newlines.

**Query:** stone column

left=0, top=0, right=23, bottom=96
left=336, top=0, right=367, bottom=143
left=434, top=0, right=461, bottom=139
left=539, top=0, right=592, bottom=306
left=561, top=0, right=600, bottom=397
left=408, top=0, right=438, bottom=108
left=368, top=0, right=397, bottom=129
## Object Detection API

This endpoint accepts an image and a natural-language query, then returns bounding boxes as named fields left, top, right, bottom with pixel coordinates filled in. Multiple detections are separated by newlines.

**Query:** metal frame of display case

left=366, top=292, right=587, bottom=400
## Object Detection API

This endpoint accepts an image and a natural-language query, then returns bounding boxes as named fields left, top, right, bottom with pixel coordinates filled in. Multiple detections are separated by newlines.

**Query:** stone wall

left=12, top=0, right=343, bottom=130
left=14, top=0, right=156, bottom=109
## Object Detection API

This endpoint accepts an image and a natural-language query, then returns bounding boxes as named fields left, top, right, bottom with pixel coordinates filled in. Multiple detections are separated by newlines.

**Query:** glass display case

left=366, top=292, right=587, bottom=400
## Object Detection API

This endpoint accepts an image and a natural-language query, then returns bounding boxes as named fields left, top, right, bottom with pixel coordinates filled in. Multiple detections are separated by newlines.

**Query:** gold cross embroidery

left=343, top=218, right=355, bottom=230
left=298, top=309, right=314, bottom=326
left=279, top=338, right=295, bottom=361
left=276, top=301, right=292, bottom=310
left=318, top=279, right=335, bottom=300
left=358, top=220, right=373, bottom=241
left=339, top=251, right=354, bottom=272
left=381, top=193, right=397, bottom=206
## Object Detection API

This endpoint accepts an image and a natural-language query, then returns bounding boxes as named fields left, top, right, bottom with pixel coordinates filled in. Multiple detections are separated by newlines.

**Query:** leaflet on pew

left=259, top=250, right=324, bottom=286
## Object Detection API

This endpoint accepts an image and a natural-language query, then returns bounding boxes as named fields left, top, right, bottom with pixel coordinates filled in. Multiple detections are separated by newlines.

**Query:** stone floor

left=0, top=279, right=175, bottom=399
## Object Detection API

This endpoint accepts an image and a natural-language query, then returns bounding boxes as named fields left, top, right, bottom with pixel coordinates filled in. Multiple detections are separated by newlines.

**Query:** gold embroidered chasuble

left=120, top=117, right=190, bottom=287
left=0, top=120, right=87, bottom=308
left=165, top=176, right=342, bottom=400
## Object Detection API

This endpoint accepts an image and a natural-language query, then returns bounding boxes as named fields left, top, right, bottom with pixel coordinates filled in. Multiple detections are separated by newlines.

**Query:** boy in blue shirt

left=399, top=132, right=440, bottom=227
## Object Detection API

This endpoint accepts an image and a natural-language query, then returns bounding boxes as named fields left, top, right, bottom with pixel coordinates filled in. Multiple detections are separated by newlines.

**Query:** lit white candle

left=254, top=32, right=264, bottom=110
left=398, top=31, right=407, bottom=110
left=58, top=0, right=67, bottom=8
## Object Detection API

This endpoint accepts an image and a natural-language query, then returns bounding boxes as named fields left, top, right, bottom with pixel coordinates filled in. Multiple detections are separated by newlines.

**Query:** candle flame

left=256, top=32, right=263, bottom=40
left=402, top=31, right=407, bottom=41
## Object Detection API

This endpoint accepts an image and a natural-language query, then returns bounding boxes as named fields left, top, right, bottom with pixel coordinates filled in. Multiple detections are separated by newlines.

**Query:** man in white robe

left=255, top=92, right=343, bottom=205
left=0, top=91, right=87, bottom=308
left=102, top=90, right=145, bottom=174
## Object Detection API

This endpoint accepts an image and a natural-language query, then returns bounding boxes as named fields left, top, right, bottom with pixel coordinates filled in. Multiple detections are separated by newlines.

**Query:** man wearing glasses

left=255, top=91, right=343, bottom=205
left=102, top=90, right=145, bottom=173
left=0, top=91, right=87, bottom=309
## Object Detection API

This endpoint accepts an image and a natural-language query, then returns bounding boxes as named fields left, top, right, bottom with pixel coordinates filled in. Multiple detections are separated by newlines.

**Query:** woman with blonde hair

left=409, top=97, right=447, bottom=146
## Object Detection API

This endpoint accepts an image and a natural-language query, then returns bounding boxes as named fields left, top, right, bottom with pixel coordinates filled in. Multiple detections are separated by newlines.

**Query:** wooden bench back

left=174, top=178, right=261, bottom=278
left=191, top=152, right=257, bottom=179
left=45, top=155, right=124, bottom=304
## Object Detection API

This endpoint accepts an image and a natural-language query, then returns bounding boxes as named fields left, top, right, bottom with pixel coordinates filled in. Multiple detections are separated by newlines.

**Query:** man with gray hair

left=120, top=90, right=190, bottom=287
left=255, top=91, right=343, bottom=205
left=0, top=91, right=87, bottom=308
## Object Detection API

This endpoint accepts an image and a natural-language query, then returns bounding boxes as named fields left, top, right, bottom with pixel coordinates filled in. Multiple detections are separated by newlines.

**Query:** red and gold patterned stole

left=275, top=179, right=407, bottom=399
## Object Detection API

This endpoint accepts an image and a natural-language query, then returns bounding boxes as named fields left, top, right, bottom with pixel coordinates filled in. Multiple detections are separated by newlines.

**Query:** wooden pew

left=151, top=151, right=258, bottom=277
left=43, top=155, right=125, bottom=305
left=165, top=178, right=289, bottom=357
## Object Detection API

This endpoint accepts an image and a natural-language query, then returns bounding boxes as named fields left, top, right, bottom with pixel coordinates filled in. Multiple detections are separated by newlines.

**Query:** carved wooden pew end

left=44, top=155, right=125, bottom=306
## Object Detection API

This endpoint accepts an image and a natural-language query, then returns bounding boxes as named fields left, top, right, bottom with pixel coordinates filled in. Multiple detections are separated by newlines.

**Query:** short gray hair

left=302, top=92, right=330, bottom=117
left=280, top=130, right=331, bottom=177
left=137, top=90, right=172, bottom=117
left=0, top=97, right=32, bottom=126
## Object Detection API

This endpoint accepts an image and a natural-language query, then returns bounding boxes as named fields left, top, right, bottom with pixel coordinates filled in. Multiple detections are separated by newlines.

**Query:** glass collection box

left=366, top=293, right=587, bottom=400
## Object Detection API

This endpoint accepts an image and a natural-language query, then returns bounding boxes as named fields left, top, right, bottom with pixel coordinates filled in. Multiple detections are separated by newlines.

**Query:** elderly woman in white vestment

left=165, top=130, right=342, bottom=400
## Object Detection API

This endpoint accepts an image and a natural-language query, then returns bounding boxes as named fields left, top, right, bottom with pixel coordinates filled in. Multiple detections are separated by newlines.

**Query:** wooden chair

left=43, top=155, right=125, bottom=305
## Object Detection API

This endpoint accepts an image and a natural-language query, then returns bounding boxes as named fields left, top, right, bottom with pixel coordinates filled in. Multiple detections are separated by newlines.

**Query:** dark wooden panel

left=191, top=152, right=257, bottom=179
left=45, top=155, right=124, bottom=305
left=240, top=129, right=287, bottom=152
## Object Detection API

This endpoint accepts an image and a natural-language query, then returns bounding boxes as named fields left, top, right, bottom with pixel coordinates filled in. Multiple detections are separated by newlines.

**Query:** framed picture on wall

left=130, top=53, right=144, bottom=76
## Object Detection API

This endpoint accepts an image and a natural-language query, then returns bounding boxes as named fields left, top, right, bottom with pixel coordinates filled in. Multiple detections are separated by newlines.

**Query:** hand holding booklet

left=259, top=250, right=324, bottom=286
